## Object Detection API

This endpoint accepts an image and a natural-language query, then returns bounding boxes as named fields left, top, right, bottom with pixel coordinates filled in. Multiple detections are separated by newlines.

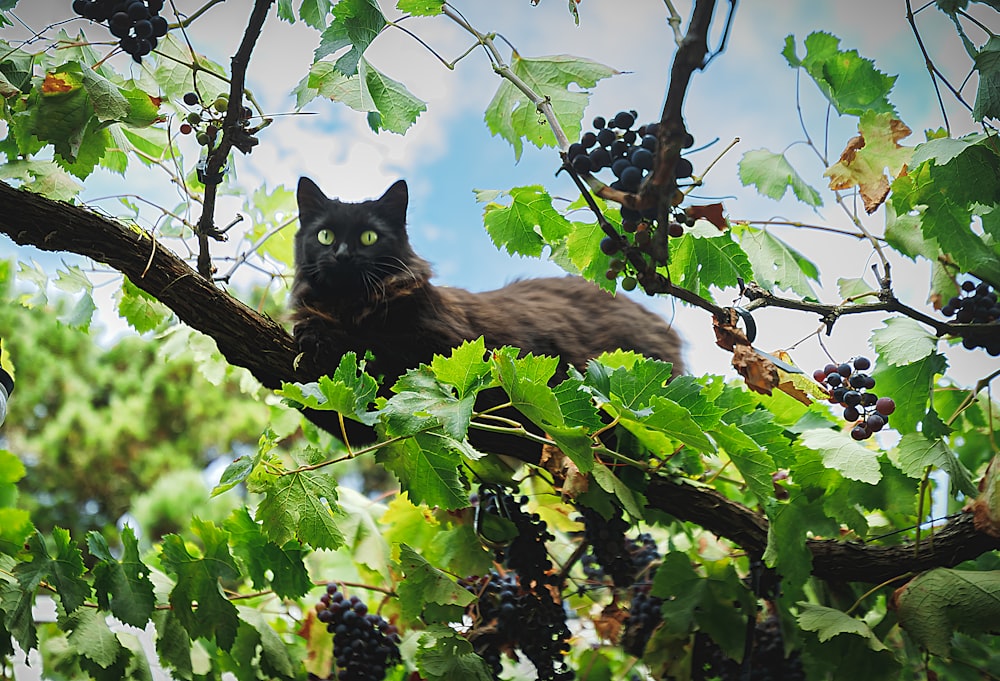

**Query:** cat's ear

left=297, top=177, right=329, bottom=225
left=376, top=179, right=408, bottom=227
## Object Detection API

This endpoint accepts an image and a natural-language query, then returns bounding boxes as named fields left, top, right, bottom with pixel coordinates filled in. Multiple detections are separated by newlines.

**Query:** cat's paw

left=294, top=325, right=332, bottom=363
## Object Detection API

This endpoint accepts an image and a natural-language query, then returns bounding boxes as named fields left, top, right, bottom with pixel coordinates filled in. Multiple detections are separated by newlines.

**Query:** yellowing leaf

left=824, top=111, right=913, bottom=213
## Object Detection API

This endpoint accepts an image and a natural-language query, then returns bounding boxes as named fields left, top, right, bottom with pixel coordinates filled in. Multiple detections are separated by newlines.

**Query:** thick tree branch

left=0, top=182, right=996, bottom=585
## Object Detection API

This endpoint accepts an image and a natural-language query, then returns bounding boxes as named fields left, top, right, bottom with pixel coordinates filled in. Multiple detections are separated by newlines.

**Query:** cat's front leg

left=293, top=318, right=342, bottom=373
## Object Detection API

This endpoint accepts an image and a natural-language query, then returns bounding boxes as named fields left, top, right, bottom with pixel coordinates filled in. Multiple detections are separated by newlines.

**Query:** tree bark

left=1, top=180, right=997, bottom=584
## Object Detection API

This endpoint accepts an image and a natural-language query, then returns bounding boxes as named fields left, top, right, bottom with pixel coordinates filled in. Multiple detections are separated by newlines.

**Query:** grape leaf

left=382, top=366, right=477, bottom=440
left=116, top=276, right=172, bottom=333
left=738, top=226, right=820, bottom=298
left=160, top=519, right=240, bottom=650
left=79, top=66, right=130, bottom=123
left=62, top=607, right=127, bottom=669
left=871, top=354, right=947, bottom=434
left=710, top=421, right=776, bottom=502
left=416, top=625, right=494, bottom=681
left=223, top=507, right=313, bottom=600
left=315, top=0, right=386, bottom=76
left=738, top=148, right=822, bottom=206
left=799, top=428, right=881, bottom=484
left=762, top=495, right=834, bottom=596
left=18, top=529, right=90, bottom=614
left=429, top=337, right=493, bottom=398
left=589, top=461, right=644, bottom=519
left=248, top=456, right=346, bottom=550
left=893, top=568, right=1000, bottom=657
left=481, top=185, right=574, bottom=257
left=376, top=432, right=468, bottom=510
left=890, top=432, right=978, bottom=496
left=785, top=32, right=897, bottom=115
left=649, top=552, right=704, bottom=637
left=299, top=0, right=333, bottom=28
left=279, top=352, right=379, bottom=425
left=796, top=603, right=888, bottom=651
left=360, top=57, right=426, bottom=133
left=32, top=65, right=93, bottom=162
left=152, top=610, right=192, bottom=680
left=666, top=228, right=755, bottom=301
left=973, top=36, right=1000, bottom=122
left=88, top=526, right=155, bottom=628
left=824, top=111, right=912, bottom=213
left=234, top=607, right=297, bottom=679
left=484, top=54, right=617, bottom=160
left=396, top=544, right=474, bottom=624
left=397, top=0, right=443, bottom=15
left=563, top=216, right=617, bottom=292
left=870, top=317, right=938, bottom=366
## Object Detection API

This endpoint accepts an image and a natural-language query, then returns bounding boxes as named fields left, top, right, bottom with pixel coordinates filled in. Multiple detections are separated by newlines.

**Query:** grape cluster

left=690, top=617, right=805, bottom=681
left=178, top=91, right=253, bottom=150
left=566, top=111, right=694, bottom=199
left=621, top=534, right=663, bottom=658
left=565, top=110, right=697, bottom=290
left=942, top=278, right=1000, bottom=355
left=477, top=487, right=554, bottom=585
left=315, top=584, right=401, bottom=681
left=459, top=570, right=573, bottom=681
left=71, top=0, right=169, bottom=63
left=813, top=357, right=895, bottom=441
left=579, top=506, right=633, bottom=588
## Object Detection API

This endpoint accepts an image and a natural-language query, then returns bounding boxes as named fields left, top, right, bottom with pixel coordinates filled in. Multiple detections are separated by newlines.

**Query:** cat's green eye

left=359, top=230, right=379, bottom=246
left=317, top=229, right=335, bottom=245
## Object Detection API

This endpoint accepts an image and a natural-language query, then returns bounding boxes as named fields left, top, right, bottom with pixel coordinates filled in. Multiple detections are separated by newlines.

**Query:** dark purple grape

left=843, top=390, right=862, bottom=406
left=675, top=157, right=693, bottom=178
left=127, top=1, right=149, bottom=20
left=596, top=127, right=616, bottom=147
left=641, top=134, right=658, bottom=151
left=567, top=142, right=585, bottom=159
left=962, top=280, right=976, bottom=292
left=837, top=363, right=853, bottom=377
left=572, top=154, right=592, bottom=173
left=611, top=158, right=631, bottom=179
left=631, top=147, right=654, bottom=170
left=581, top=131, right=597, bottom=148
left=843, top=406, right=860, bottom=422
left=851, top=425, right=869, bottom=441
left=183, top=91, right=199, bottom=106
left=592, top=116, right=606, bottom=129
left=853, top=357, right=871, bottom=370
left=612, top=110, right=635, bottom=129
left=825, top=373, right=842, bottom=387
left=600, top=236, right=621, bottom=255
left=589, top=147, right=611, bottom=169
left=866, top=413, right=886, bottom=432
left=620, top=166, right=642, bottom=190
left=875, top=397, right=896, bottom=416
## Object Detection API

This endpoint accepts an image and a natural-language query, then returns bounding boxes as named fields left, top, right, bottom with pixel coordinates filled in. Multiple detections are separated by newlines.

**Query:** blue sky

left=1, top=0, right=995, bottom=385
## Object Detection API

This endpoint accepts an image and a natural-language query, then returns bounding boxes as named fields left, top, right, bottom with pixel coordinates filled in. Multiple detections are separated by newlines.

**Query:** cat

left=290, top=177, right=685, bottom=459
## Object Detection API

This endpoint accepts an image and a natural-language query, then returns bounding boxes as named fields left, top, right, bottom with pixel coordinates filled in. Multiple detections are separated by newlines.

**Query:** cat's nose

left=333, top=243, right=349, bottom=257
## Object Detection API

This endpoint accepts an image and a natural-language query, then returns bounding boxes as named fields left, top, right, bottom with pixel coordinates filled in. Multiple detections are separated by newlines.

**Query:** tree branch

left=1, top=182, right=996, bottom=585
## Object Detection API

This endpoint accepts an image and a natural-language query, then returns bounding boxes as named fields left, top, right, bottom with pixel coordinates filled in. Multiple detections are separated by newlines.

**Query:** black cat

left=290, top=177, right=684, bottom=459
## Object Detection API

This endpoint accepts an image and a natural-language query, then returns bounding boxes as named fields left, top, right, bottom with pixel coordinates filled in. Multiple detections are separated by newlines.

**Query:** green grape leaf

left=737, top=226, right=820, bottom=298
left=973, top=36, right=1000, bottom=122
left=376, top=432, right=468, bottom=509
left=62, top=607, right=127, bottom=669
left=248, top=457, right=346, bottom=550
left=304, top=57, right=425, bottom=133
left=787, top=32, right=897, bottom=115
left=608, top=358, right=674, bottom=411
left=396, top=544, right=474, bottom=624
left=871, top=353, right=947, bottom=434
left=890, top=433, right=978, bottom=497
left=710, top=421, right=776, bottom=502
left=18, top=529, right=90, bottom=614
left=824, top=111, right=912, bottom=213
left=223, top=507, right=313, bottom=600
left=152, top=610, right=193, bottom=680
left=797, top=603, right=888, bottom=651
left=300, top=0, right=333, bottom=28
left=397, top=0, right=443, bottom=15
left=430, top=337, right=493, bottom=398
left=894, top=568, right=1000, bottom=657
left=870, top=317, right=938, bottom=366
left=416, top=624, right=494, bottom=681
left=160, top=519, right=240, bottom=650
left=492, top=348, right=562, bottom=425
left=484, top=54, right=618, bottom=160
left=235, top=607, right=298, bottom=679
left=649, top=552, right=703, bottom=637
left=315, top=0, right=386, bottom=76
left=279, top=352, right=379, bottom=425
left=360, top=57, right=426, bottom=133
left=738, top=148, right=823, bottom=206
left=891, top=141, right=1000, bottom=284
left=666, top=228, right=754, bottom=301
left=590, top=462, right=644, bottom=519
left=617, top=394, right=715, bottom=454
left=79, top=66, right=130, bottom=122
left=481, top=185, right=574, bottom=257
left=564, top=217, right=616, bottom=292
left=762, top=495, right=834, bottom=596
left=88, top=526, right=155, bottom=628
left=32, top=64, right=93, bottom=162
left=799, top=428, right=881, bottom=484
left=382, top=367, right=477, bottom=441
left=116, top=276, right=172, bottom=333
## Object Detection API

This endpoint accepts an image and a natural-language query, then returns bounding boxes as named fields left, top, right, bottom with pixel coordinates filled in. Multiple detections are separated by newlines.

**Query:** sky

left=1, top=0, right=996, bottom=387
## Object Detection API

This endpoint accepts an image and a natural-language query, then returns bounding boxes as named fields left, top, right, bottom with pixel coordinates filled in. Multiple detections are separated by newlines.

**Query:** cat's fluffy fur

left=290, top=177, right=684, bottom=454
